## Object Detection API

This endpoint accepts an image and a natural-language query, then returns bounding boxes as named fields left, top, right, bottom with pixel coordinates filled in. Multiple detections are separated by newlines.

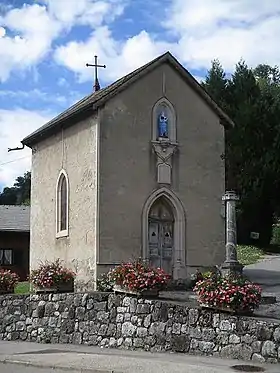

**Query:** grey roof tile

left=0, top=205, right=30, bottom=232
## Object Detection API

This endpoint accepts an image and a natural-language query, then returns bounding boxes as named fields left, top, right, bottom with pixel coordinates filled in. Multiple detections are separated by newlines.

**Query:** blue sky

left=1, top=0, right=280, bottom=191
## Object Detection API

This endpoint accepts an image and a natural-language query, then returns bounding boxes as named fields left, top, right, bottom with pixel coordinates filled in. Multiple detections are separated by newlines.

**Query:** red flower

left=109, top=259, right=170, bottom=291
left=194, top=273, right=262, bottom=311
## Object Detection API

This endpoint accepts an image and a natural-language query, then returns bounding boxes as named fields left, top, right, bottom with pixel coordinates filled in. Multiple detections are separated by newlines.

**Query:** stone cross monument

left=221, top=190, right=243, bottom=276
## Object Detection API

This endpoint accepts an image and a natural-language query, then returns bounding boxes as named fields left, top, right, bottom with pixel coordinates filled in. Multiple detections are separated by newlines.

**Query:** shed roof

left=0, top=205, right=30, bottom=232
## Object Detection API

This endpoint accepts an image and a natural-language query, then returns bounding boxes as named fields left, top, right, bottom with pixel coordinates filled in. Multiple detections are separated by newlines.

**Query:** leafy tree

left=203, top=59, right=229, bottom=110
left=0, top=171, right=31, bottom=205
left=204, top=59, right=280, bottom=246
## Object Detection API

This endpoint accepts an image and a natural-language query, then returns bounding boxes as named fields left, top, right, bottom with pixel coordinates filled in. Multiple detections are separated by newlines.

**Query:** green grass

left=14, top=281, right=32, bottom=294
left=237, top=245, right=265, bottom=266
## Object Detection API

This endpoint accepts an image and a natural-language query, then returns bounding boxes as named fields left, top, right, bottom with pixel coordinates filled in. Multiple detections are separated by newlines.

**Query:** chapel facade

left=21, top=52, right=233, bottom=291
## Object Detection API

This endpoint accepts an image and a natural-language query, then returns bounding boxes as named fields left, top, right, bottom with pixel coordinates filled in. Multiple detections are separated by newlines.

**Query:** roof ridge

left=22, top=51, right=234, bottom=147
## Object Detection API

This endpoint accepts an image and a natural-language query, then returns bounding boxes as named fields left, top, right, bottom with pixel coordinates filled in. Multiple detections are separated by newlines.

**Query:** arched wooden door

left=148, top=197, right=174, bottom=275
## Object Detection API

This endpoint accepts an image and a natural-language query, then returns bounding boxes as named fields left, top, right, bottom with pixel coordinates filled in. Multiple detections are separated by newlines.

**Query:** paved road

left=1, top=340, right=279, bottom=373
left=0, top=364, right=79, bottom=373
left=244, top=254, right=280, bottom=297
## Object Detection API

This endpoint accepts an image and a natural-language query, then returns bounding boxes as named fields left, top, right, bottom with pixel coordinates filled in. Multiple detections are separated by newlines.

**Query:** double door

left=148, top=219, right=173, bottom=275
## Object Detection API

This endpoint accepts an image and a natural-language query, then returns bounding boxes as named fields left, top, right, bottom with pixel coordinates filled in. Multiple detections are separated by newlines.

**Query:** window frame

left=56, top=169, right=69, bottom=238
left=0, top=249, right=13, bottom=265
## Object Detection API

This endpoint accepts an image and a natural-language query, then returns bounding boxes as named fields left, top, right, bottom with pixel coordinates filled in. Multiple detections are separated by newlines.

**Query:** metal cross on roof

left=86, top=55, right=106, bottom=92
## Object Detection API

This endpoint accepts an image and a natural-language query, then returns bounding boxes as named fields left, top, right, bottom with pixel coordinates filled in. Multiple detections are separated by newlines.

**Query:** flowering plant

left=109, top=260, right=170, bottom=292
left=0, top=269, right=20, bottom=292
left=97, top=271, right=114, bottom=292
left=190, top=269, right=203, bottom=289
left=194, top=273, right=262, bottom=311
left=29, top=259, right=76, bottom=288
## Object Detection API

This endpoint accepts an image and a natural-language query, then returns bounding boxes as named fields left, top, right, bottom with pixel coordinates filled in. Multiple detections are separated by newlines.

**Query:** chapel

left=21, top=52, right=234, bottom=291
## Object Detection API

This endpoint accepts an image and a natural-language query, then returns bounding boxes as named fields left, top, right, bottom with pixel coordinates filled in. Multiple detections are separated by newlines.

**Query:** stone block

left=94, top=302, right=107, bottom=311
left=252, top=341, right=262, bottom=353
left=219, top=320, right=232, bottom=332
left=172, top=323, right=181, bottom=335
left=97, top=311, right=109, bottom=322
left=170, top=335, right=190, bottom=352
left=98, top=325, right=108, bottom=336
left=198, top=341, right=215, bottom=354
left=274, top=327, right=280, bottom=343
left=124, top=338, right=132, bottom=347
left=262, top=340, right=277, bottom=358
left=202, top=328, right=215, bottom=342
left=144, top=315, right=152, bottom=328
left=136, top=304, right=150, bottom=314
left=122, top=322, right=136, bottom=337
left=229, top=334, right=240, bottom=344
left=149, top=322, right=166, bottom=336
left=252, top=353, right=265, bottom=363
left=72, top=332, right=82, bottom=344
left=75, top=307, right=85, bottom=320
left=188, top=309, right=199, bottom=325
left=256, top=325, right=272, bottom=341
left=133, top=338, right=144, bottom=348
left=137, top=327, right=148, bottom=338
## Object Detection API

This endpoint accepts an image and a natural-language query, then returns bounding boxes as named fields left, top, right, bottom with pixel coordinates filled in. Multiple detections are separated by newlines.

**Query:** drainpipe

left=8, top=143, right=25, bottom=152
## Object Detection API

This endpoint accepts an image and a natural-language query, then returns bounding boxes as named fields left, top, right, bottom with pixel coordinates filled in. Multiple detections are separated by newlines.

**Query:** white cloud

left=53, top=0, right=280, bottom=84
left=1, top=0, right=280, bottom=83
left=0, top=88, right=82, bottom=108
left=0, top=109, right=53, bottom=187
left=0, top=4, right=60, bottom=82
left=40, top=0, right=125, bottom=27
left=54, top=27, right=172, bottom=83
left=0, top=0, right=126, bottom=82
left=166, top=0, right=280, bottom=71
left=2, top=0, right=280, bottom=187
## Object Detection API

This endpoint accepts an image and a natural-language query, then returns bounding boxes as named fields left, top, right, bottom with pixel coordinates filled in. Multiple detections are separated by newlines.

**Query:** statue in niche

left=158, top=111, right=168, bottom=138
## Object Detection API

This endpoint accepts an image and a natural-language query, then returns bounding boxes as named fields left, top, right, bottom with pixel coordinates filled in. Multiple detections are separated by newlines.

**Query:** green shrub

left=14, top=281, right=32, bottom=294
left=202, top=271, right=213, bottom=279
left=271, top=225, right=280, bottom=245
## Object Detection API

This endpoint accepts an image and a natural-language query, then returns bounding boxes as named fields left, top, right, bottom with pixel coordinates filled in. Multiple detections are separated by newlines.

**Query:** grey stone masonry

left=0, top=293, right=280, bottom=364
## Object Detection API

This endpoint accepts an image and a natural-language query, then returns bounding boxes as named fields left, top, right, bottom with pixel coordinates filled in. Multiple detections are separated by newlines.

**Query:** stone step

left=260, top=293, right=277, bottom=304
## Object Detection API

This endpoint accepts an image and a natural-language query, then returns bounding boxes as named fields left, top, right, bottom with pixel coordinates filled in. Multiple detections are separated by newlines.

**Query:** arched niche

left=152, top=97, right=177, bottom=143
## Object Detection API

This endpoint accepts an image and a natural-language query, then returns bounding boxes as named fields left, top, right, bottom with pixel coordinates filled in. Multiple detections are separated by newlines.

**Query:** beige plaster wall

left=30, top=115, right=98, bottom=291
left=97, top=62, right=225, bottom=276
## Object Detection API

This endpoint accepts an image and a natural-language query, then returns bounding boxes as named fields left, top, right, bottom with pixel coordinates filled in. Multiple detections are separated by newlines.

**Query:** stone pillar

left=221, top=190, right=243, bottom=276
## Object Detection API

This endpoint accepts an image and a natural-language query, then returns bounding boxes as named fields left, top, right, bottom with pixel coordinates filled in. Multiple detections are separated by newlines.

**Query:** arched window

left=56, top=170, right=69, bottom=237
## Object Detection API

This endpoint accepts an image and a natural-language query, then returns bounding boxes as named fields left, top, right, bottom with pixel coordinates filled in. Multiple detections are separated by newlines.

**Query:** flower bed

left=29, top=259, right=75, bottom=293
left=194, top=272, right=262, bottom=314
left=0, top=269, right=20, bottom=294
left=108, top=260, right=170, bottom=295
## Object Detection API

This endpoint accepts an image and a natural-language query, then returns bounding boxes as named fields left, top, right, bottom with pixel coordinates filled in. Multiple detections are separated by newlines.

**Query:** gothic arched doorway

left=148, top=196, right=174, bottom=274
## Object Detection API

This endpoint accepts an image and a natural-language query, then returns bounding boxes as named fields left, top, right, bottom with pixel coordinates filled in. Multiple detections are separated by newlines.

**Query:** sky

left=0, top=0, right=280, bottom=191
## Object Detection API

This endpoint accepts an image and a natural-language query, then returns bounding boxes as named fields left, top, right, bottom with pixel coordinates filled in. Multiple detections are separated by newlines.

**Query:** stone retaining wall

left=1, top=293, right=280, bottom=364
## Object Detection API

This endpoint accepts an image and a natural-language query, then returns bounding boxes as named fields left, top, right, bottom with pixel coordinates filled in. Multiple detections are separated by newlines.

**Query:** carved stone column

left=221, top=190, right=243, bottom=276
